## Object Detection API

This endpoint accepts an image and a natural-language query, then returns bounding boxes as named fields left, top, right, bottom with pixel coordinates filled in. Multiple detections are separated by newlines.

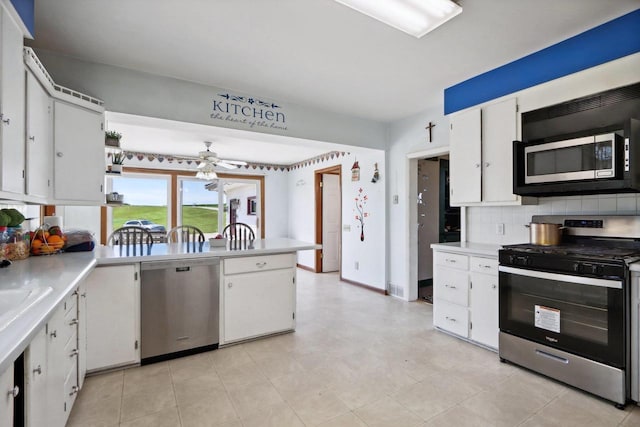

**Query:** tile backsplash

left=467, top=194, right=640, bottom=245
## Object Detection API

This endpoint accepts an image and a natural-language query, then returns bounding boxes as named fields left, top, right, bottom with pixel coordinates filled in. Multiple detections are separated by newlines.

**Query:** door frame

left=314, top=165, right=342, bottom=273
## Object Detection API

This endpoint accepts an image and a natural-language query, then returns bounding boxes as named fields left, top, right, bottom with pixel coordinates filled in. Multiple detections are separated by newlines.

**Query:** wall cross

left=425, top=121, right=436, bottom=142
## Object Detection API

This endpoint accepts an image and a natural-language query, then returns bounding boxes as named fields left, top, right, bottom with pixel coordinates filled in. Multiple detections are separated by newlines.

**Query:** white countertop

left=0, top=238, right=319, bottom=374
left=430, top=241, right=502, bottom=258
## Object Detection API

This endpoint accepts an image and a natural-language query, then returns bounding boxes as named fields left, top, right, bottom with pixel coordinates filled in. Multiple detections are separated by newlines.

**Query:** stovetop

left=502, top=241, right=640, bottom=261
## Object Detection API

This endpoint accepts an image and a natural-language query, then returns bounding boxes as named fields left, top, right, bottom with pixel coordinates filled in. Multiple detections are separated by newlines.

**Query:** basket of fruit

left=30, top=225, right=66, bottom=256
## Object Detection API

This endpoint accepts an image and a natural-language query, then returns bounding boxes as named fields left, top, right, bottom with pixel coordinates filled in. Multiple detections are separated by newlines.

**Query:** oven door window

left=499, top=270, right=624, bottom=367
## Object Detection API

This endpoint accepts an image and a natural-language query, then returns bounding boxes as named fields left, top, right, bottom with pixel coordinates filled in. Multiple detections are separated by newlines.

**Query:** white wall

left=287, top=148, right=386, bottom=290
left=387, top=107, right=448, bottom=300
left=34, top=49, right=387, bottom=151
left=226, top=183, right=257, bottom=229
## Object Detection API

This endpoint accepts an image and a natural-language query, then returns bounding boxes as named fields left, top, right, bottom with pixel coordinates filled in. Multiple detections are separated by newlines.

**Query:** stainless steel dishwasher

left=140, top=258, right=220, bottom=364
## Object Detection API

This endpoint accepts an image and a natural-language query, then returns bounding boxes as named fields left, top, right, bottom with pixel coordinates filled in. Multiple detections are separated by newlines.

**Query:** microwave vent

left=524, top=82, right=640, bottom=123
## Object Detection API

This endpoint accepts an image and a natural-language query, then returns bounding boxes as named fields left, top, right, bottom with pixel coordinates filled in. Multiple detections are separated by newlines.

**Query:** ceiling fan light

left=196, top=169, right=218, bottom=180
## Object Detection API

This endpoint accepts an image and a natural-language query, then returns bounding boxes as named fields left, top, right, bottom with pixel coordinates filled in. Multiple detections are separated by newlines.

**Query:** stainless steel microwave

left=524, top=133, right=621, bottom=184
left=513, top=119, right=640, bottom=197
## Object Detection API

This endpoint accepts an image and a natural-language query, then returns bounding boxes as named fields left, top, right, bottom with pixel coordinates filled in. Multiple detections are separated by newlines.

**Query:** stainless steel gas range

left=498, top=215, right=640, bottom=408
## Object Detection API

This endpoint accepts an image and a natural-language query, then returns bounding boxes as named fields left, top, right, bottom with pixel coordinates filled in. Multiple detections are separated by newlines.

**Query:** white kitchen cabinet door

left=224, top=268, right=295, bottom=343
left=482, top=98, right=518, bottom=203
left=25, top=70, right=52, bottom=201
left=0, top=6, right=26, bottom=196
left=77, top=281, right=87, bottom=389
left=470, top=271, right=499, bottom=348
left=53, top=100, right=104, bottom=203
left=0, top=364, right=14, bottom=427
left=449, top=108, right=482, bottom=205
left=25, top=326, right=48, bottom=427
left=85, top=265, right=140, bottom=372
left=46, top=304, right=67, bottom=427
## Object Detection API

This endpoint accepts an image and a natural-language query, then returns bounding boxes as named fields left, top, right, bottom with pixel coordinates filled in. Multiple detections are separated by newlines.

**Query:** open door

left=315, top=165, right=342, bottom=273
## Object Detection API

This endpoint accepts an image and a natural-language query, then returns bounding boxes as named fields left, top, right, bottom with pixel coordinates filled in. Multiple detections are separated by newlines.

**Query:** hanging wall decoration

left=354, top=187, right=369, bottom=241
left=371, top=163, right=380, bottom=183
left=351, top=160, right=360, bottom=181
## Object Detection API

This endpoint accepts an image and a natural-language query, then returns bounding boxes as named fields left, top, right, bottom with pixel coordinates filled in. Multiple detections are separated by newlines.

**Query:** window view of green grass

left=112, top=205, right=226, bottom=232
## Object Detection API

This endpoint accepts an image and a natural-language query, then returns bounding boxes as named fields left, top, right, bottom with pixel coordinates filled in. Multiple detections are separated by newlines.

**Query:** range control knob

left=573, top=263, right=580, bottom=272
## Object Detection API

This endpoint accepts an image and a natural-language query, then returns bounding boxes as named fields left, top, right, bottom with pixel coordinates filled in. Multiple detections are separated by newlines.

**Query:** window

left=106, top=173, right=170, bottom=241
left=178, top=178, right=226, bottom=239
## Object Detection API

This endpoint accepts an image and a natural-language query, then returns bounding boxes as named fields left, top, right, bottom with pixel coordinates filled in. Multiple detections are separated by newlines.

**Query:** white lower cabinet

left=469, top=257, right=499, bottom=348
left=222, top=254, right=296, bottom=344
left=433, top=248, right=499, bottom=349
left=24, top=287, right=82, bottom=427
left=1, top=364, right=15, bottom=427
left=85, top=264, right=140, bottom=372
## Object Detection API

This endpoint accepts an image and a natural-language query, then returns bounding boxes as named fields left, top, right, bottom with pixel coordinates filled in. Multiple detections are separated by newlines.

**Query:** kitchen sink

left=0, top=287, right=53, bottom=333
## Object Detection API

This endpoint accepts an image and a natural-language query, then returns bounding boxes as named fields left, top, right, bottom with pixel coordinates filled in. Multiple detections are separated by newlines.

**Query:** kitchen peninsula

left=0, top=238, right=317, bottom=426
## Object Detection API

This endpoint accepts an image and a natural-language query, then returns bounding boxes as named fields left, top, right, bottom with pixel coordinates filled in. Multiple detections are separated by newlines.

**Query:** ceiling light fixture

left=195, top=163, right=218, bottom=180
left=334, top=0, right=462, bottom=38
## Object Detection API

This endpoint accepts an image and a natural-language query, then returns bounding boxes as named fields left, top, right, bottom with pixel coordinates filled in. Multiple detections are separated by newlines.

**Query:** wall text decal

left=210, top=93, right=288, bottom=131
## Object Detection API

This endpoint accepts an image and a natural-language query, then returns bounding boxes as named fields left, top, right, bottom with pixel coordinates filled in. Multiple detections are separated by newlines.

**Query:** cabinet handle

left=2, top=118, right=10, bottom=125
left=492, top=284, right=497, bottom=289
left=33, top=365, right=42, bottom=375
left=474, top=163, right=480, bottom=168
left=69, top=319, right=78, bottom=326
left=256, top=262, right=267, bottom=268
left=485, top=162, right=491, bottom=167
left=56, top=152, right=64, bottom=157
left=50, top=330, right=57, bottom=338
left=8, top=386, right=19, bottom=398
left=228, top=283, right=233, bottom=288
left=69, top=349, right=79, bottom=358
left=81, top=293, right=87, bottom=298
left=480, top=264, right=492, bottom=269
left=446, top=259, right=456, bottom=263
left=445, top=316, right=457, bottom=322
left=28, top=135, right=35, bottom=141
left=444, top=284, right=457, bottom=289
left=69, top=386, right=79, bottom=396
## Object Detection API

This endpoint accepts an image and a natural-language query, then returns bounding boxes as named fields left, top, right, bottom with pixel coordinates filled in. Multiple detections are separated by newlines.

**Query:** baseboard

left=340, top=276, right=387, bottom=295
left=296, top=263, right=316, bottom=273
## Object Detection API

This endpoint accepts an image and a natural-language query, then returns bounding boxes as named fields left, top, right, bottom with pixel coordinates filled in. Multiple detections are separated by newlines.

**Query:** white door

left=26, top=71, right=52, bottom=200
left=53, top=100, right=104, bottom=202
left=322, top=173, right=340, bottom=272
left=449, top=108, right=482, bottom=205
left=25, top=327, right=48, bottom=427
left=0, top=364, right=14, bottom=427
left=85, top=265, right=140, bottom=372
left=470, top=271, right=499, bottom=348
left=482, top=98, right=518, bottom=203
left=417, top=159, right=440, bottom=281
left=0, top=7, right=26, bottom=195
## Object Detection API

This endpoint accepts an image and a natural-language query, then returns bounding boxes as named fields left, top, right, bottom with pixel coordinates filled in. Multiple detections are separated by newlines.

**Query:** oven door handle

left=498, top=266, right=622, bottom=289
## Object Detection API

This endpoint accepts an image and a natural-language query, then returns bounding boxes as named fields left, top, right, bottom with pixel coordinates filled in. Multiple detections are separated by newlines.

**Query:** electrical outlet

left=496, top=223, right=505, bottom=235
left=343, top=224, right=351, bottom=231
left=355, top=261, right=359, bottom=270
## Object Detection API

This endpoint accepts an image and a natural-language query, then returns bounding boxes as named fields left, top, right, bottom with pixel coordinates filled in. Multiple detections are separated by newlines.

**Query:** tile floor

left=68, top=269, right=640, bottom=427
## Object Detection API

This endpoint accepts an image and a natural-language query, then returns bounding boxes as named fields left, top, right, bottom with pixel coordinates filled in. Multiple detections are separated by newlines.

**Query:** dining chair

left=167, top=225, right=205, bottom=244
left=222, top=222, right=256, bottom=241
left=108, top=226, right=155, bottom=246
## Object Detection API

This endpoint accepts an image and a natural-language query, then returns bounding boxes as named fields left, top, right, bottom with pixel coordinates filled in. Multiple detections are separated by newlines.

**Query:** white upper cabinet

left=53, top=100, right=104, bottom=203
left=449, top=98, right=536, bottom=206
left=0, top=6, right=26, bottom=197
left=449, top=108, right=482, bottom=205
left=25, top=70, right=52, bottom=201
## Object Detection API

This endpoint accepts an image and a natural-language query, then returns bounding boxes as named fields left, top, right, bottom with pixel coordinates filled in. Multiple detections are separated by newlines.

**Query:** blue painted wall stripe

left=9, top=0, right=34, bottom=37
left=444, top=8, right=640, bottom=115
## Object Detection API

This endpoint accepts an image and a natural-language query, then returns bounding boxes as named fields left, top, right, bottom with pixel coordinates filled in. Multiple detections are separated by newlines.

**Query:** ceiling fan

left=197, top=141, right=247, bottom=170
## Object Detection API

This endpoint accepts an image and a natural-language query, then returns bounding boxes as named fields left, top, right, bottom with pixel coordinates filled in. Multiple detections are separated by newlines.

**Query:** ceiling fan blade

left=217, top=161, right=240, bottom=169
left=197, top=162, right=208, bottom=169
left=220, top=159, right=247, bottom=166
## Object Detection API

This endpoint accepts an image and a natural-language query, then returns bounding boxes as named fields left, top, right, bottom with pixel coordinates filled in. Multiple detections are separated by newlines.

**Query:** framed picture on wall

left=247, top=196, right=257, bottom=215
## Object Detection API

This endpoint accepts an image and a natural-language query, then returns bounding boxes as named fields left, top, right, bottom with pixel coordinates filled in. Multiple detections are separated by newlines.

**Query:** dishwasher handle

left=141, top=258, right=220, bottom=271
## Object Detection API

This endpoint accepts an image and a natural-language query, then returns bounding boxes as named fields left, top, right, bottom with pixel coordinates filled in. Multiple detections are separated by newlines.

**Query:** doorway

left=417, top=156, right=460, bottom=302
left=315, top=165, right=342, bottom=273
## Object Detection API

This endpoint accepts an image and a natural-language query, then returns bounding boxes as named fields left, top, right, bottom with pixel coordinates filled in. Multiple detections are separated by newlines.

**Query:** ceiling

left=27, top=1, right=639, bottom=165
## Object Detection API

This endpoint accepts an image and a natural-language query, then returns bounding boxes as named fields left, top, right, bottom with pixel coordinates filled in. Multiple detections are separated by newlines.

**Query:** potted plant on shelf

left=105, top=130, right=122, bottom=148
left=110, top=152, right=125, bottom=174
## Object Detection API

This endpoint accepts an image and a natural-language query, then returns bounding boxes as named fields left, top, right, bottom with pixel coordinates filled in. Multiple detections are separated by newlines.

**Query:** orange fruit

left=31, top=239, right=42, bottom=249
